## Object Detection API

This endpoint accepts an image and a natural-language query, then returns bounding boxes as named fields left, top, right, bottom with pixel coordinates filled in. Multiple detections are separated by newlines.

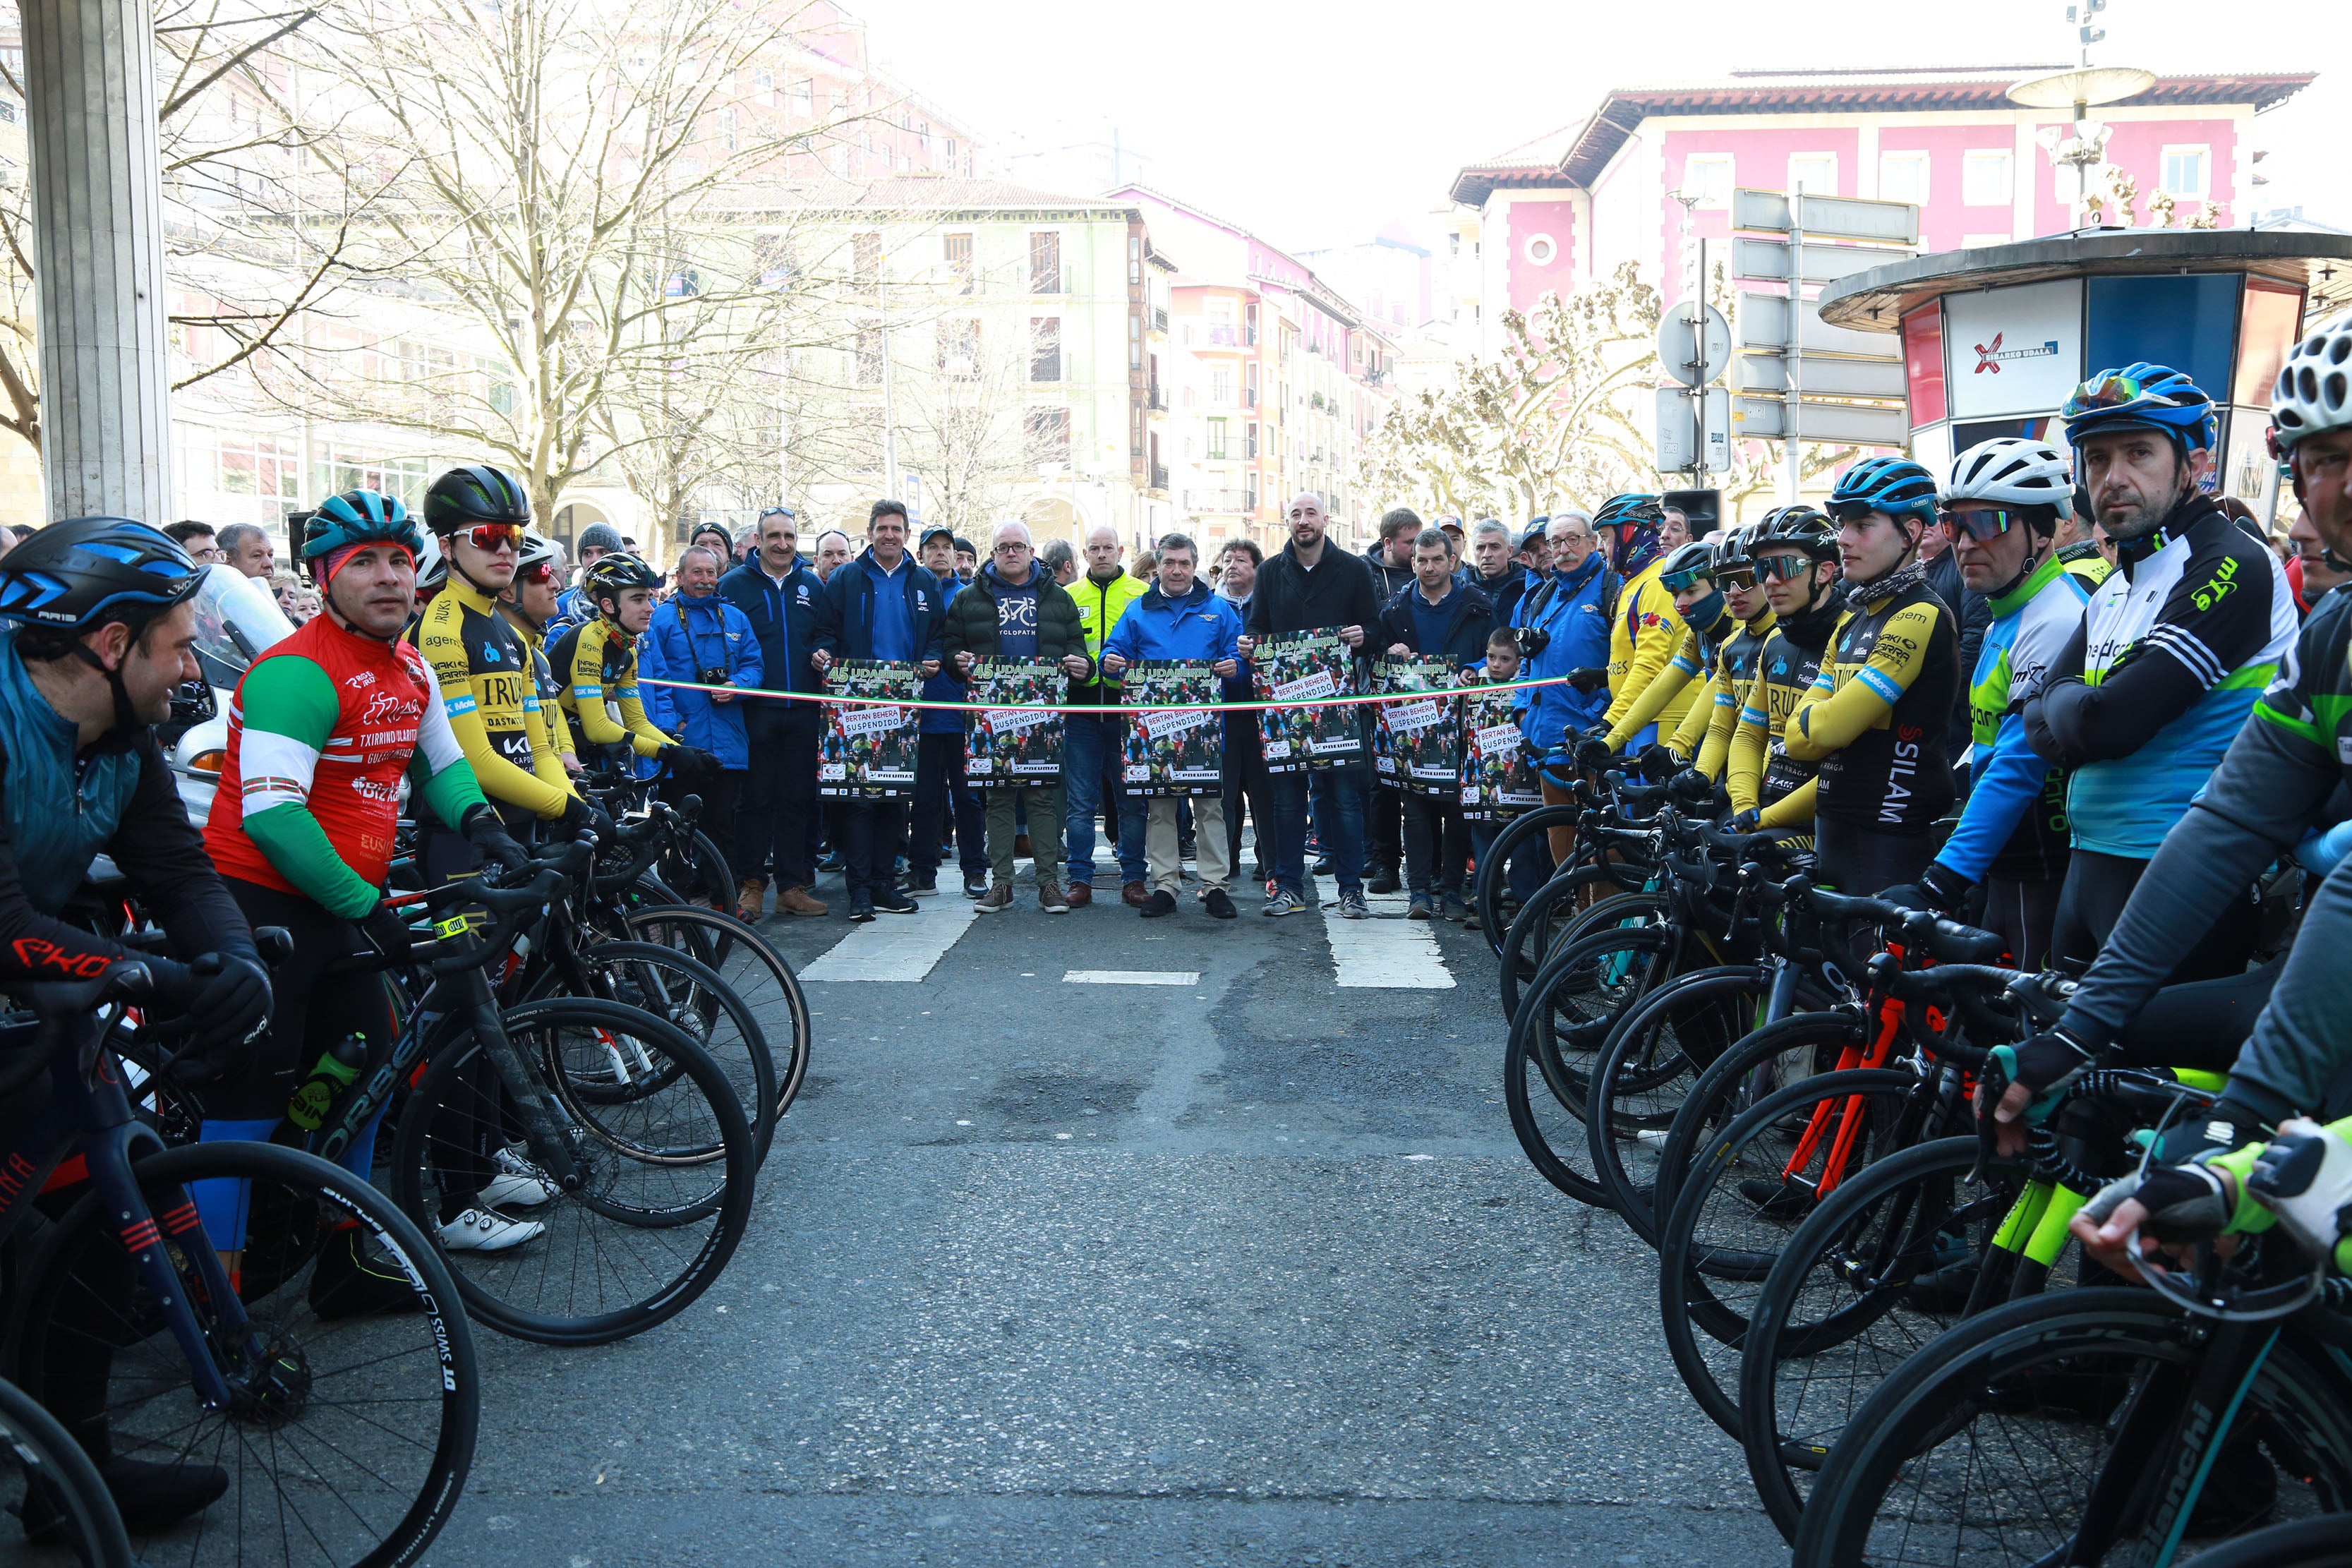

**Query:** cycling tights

left=2054, top=848, right=2260, bottom=982
left=1980, top=876, right=2063, bottom=972
left=1814, top=816, right=1931, bottom=897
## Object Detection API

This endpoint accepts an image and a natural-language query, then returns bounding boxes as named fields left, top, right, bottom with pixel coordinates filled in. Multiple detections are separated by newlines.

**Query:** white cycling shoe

left=438, top=1207, right=547, bottom=1252
left=478, top=1147, right=559, bottom=1210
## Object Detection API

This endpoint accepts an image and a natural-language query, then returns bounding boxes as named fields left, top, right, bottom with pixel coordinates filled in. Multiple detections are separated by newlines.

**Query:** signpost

left=1653, top=226, right=1731, bottom=480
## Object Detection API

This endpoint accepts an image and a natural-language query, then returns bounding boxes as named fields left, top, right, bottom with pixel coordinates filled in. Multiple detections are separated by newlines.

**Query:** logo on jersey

left=1972, top=332, right=2060, bottom=374
left=344, top=670, right=378, bottom=689
left=360, top=689, right=421, bottom=727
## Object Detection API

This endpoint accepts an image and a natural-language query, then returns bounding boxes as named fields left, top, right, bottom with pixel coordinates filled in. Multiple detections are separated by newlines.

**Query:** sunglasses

left=517, top=561, right=557, bottom=585
left=1713, top=566, right=1756, bottom=591
left=1824, top=499, right=1878, bottom=523
left=1942, top=507, right=2023, bottom=542
left=1753, top=554, right=1816, bottom=583
left=1660, top=566, right=1715, bottom=593
left=2065, top=373, right=2147, bottom=414
left=458, top=522, right=524, bottom=553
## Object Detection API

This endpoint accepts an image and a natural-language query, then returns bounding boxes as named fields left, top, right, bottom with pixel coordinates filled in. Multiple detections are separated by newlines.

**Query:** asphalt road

left=423, top=849, right=1788, bottom=1568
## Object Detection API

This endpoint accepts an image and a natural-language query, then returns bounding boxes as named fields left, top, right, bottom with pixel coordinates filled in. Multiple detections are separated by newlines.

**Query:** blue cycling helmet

left=1827, top=457, right=1939, bottom=529
left=2061, top=363, right=2218, bottom=455
left=0, top=516, right=205, bottom=632
left=1589, top=493, right=1664, bottom=534
left=305, top=488, right=423, bottom=562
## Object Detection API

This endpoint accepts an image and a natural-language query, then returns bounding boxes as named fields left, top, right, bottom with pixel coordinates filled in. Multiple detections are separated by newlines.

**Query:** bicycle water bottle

left=287, top=1032, right=368, bottom=1130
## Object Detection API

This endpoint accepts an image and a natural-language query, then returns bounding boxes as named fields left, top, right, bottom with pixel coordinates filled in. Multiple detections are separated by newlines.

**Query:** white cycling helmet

left=414, top=531, right=447, bottom=596
left=2271, top=312, right=2352, bottom=453
left=515, top=530, right=560, bottom=577
left=1943, top=438, right=2074, bottom=520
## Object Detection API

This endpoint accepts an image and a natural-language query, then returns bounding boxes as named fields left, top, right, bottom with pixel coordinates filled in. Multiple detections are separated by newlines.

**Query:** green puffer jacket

left=940, top=563, right=1089, bottom=665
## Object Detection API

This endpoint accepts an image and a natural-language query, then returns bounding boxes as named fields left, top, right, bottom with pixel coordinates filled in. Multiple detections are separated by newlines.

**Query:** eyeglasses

left=459, top=522, right=524, bottom=553
left=1660, top=566, right=1715, bottom=593
left=1753, top=553, right=1815, bottom=583
left=1941, top=506, right=2022, bottom=542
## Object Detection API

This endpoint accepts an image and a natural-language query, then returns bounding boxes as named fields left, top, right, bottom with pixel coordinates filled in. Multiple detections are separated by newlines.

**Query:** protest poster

left=816, top=659, right=921, bottom=798
left=1121, top=661, right=1222, bottom=797
left=1254, top=630, right=1362, bottom=773
left=1373, top=654, right=1461, bottom=797
left=963, top=657, right=1064, bottom=788
left=1458, top=687, right=1543, bottom=819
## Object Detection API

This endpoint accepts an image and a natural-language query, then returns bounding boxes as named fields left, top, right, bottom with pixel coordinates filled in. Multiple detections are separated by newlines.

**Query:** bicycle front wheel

left=16, top=1140, right=478, bottom=1568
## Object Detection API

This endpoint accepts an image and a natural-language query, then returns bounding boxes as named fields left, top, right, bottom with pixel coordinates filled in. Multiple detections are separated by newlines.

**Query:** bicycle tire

left=1648, top=1009, right=1871, bottom=1237
left=1654, top=1067, right=1914, bottom=1439
left=1497, top=871, right=1661, bottom=1025
left=0, top=1373, right=134, bottom=1568
left=659, top=826, right=735, bottom=912
left=2180, top=1515, right=2352, bottom=1568
left=1584, top=965, right=1767, bottom=1243
left=1472, top=804, right=1581, bottom=959
left=1742, top=1135, right=2031, bottom=1543
left=1792, top=1289, right=2352, bottom=1567
left=616, top=903, right=812, bottom=1116
left=14, top=1140, right=478, bottom=1568
left=390, top=999, right=755, bottom=1345
left=1502, top=924, right=1684, bottom=1205
left=524, top=939, right=778, bottom=1164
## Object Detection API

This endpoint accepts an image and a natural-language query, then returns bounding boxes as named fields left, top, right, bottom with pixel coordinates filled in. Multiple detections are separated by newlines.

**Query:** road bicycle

left=0, top=1373, right=135, bottom=1568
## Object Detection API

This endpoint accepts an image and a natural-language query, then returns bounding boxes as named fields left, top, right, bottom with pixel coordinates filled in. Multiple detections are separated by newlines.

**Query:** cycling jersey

left=1605, top=596, right=1730, bottom=752
left=409, top=576, right=573, bottom=824
left=1784, top=575, right=1959, bottom=834
left=552, top=615, right=675, bottom=761
left=1727, top=593, right=1843, bottom=830
left=207, top=613, right=488, bottom=917
left=1600, top=557, right=1691, bottom=738
left=2060, top=589, right=2352, bottom=1126
left=1681, top=608, right=1775, bottom=780
left=2029, top=496, right=2297, bottom=859
left=1934, top=554, right=2089, bottom=886
left=503, top=610, right=576, bottom=769
left=2056, top=538, right=2113, bottom=593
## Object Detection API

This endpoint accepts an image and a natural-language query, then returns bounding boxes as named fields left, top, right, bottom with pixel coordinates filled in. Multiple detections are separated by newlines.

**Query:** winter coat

left=639, top=591, right=763, bottom=768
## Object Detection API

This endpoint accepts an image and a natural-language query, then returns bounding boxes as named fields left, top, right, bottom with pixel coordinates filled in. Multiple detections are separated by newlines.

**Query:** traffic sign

left=1732, top=189, right=1921, bottom=246
left=1656, top=386, right=1730, bottom=474
left=1732, top=397, right=1910, bottom=447
left=1735, top=292, right=1900, bottom=358
left=1656, top=303, right=1730, bottom=389
left=1732, top=353, right=1910, bottom=399
left=1734, top=237, right=1912, bottom=287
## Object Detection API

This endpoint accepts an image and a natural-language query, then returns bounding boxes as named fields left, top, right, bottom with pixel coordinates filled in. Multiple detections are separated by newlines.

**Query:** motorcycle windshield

left=188, top=565, right=297, bottom=691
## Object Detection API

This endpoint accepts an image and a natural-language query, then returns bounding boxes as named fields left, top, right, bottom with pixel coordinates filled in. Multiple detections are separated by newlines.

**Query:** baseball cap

left=918, top=524, right=955, bottom=548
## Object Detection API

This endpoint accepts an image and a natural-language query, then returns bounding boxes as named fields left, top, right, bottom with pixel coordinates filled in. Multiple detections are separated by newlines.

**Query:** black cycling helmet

left=0, top=516, right=205, bottom=633
left=583, top=553, right=661, bottom=614
left=423, top=464, right=531, bottom=534
left=1658, top=540, right=1718, bottom=593
left=1749, top=505, right=1840, bottom=562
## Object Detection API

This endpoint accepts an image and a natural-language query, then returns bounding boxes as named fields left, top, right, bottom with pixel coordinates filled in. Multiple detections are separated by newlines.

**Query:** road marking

left=802, top=898, right=980, bottom=982
left=1063, top=970, right=1202, bottom=986
left=1323, top=899, right=1456, bottom=989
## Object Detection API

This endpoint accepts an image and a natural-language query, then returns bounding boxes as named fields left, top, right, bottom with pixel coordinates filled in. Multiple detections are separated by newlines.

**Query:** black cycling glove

left=459, top=803, right=531, bottom=874
left=1992, top=1025, right=2098, bottom=1102
left=1882, top=861, right=1970, bottom=916
left=558, top=795, right=615, bottom=844
left=361, top=898, right=416, bottom=960
left=160, top=952, right=273, bottom=1088
left=1563, top=668, right=1608, bottom=695
left=1575, top=734, right=1615, bottom=771
left=2080, top=1162, right=2233, bottom=1245
left=1731, top=807, right=1761, bottom=833
left=667, top=744, right=721, bottom=784
left=1634, top=743, right=1678, bottom=780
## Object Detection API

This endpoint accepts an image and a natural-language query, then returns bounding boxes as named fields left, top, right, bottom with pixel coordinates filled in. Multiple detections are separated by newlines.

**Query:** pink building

left=1446, top=66, right=2314, bottom=358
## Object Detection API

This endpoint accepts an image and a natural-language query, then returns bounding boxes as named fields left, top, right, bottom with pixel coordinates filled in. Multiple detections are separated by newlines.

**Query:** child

left=1464, top=626, right=1550, bottom=926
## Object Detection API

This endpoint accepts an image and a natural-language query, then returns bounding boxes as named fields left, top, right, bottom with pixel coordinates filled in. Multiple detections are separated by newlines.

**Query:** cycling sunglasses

left=457, top=521, right=525, bottom=553
left=1823, top=498, right=1878, bottom=523
left=1713, top=565, right=1756, bottom=590
left=1660, top=565, right=1715, bottom=593
left=517, top=560, right=558, bottom=585
left=1941, top=506, right=2023, bottom=542
left=2066, top=372, right=2147, bottom=412
left=1752, top=553, right=1816, bottom=583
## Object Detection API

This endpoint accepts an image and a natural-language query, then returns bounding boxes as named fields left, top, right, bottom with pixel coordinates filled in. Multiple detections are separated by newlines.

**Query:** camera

left=698, top=666, right=730, bottom=687
left=1514, top=625, right=1550, bottom=658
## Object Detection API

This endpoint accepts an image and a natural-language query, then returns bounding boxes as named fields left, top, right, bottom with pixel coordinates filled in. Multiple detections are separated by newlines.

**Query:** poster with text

left=816, top=659, right=921, bottom=798
left=1255, top=630, right=1363, bottom=773
left=1373, top=653, right=1462, bottom=797
left=1458, top=687, right=1543, bottom=820
left=964, top=658, right=1063, bottom=788
left=1121, top=661, right=1223, bottom=796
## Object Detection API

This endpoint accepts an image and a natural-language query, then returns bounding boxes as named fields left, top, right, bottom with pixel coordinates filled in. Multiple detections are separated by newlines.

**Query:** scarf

left=1849, top=555, right=1927, bottom=608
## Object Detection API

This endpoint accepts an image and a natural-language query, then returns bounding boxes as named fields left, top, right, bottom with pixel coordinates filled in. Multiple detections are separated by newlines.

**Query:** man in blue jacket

left=642, top=542, right=762, bottom=903
left=1512, top=511, right=1615, bottom=868
left=1100, top=534, right=1246, bottom=919
left=1377, top=526, right=1497, bottom=919
left=910, top=524, right=987, bottom=898
left=812, top=499, right=949, bottom=921
left=717, top=506, right=831, bottom=920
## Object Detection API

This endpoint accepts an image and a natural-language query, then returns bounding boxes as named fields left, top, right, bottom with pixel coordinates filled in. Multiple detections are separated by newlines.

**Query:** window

left=1030, top=317, right=1061, bottom=382
left=1128, top=234, right=1142, bottom=287
left=1788, top=152, right=1836, bottom=195
left=854, top=327, right=883, bottom=386
left=1245, top=301, right=1259, bottom=346
left=1207, top=418, right=1228, bottom=459
left=716, top=107, right=737, bottom=152
left=1028, top=231, right=1061, bottom=294
left=939, top=319, right=979, bottom=380
left=790, top=79, right=812, bottom=116
left=1245, top=476, right=1258, bottom=513
left=946, top=137, right=958, bottom=166
left=1682, top=153, right=1734, bottom=208
left=1962, top=150, right=2013, bottom=207
left=1025, top=407, right=1070, bottom=465
left=1246, top=363, right=1259, bottom=408
left=1878, top=150, right=1929, bottom=206
left=1245, top=421, right=1259, bottom=459
left=944, top=232, right=972, bottom=294
left=1210, top=366, right=1234, bottom=406
left=1524, top=233, right=1556, bottom=266
left=1128, top=309, right=1142, bottom=370
left=2161, top=145, right=2210, bottom=199
left=1205, top=296, right=1236, bottom=347
left=1130, top=403, right=1144, bottom=457
left=852, top=231, right=881, bottom=292
left=753, top=69, right=772, bottom=103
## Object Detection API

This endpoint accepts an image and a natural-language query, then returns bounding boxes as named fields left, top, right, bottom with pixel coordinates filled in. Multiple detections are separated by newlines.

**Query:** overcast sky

left=857, top=0, right=2352, bottom=256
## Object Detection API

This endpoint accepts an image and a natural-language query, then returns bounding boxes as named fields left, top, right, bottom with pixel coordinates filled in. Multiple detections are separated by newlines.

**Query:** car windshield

left=188, top=564, right=296, bottom=691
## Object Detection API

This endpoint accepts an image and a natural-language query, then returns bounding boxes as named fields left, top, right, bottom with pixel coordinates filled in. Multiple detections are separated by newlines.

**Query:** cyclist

left=2022, top=363, right=2297, bottom=968
left=409, top=464, right=596, bottom=881
left=495, top=531, right=581, bottom=777
left=1883, top=439, right=2089, bottom=969
left=1996, top=320, right=2352, bottom=1169
left=1587, top=493, right=1689, bottom=751
left=550, top=553, right=718, bottom=786
left=1727, top=507, right=1844, bottom=837
left=0, top=517, right=272, bottom=1530
left=1584, top=538, right=1732, bottom=771
left=1780, top=457, right=1961, bottom=893
left=1683, top=530, right=1778, bottom=783
left=202, top=490, right=540, bottom=1296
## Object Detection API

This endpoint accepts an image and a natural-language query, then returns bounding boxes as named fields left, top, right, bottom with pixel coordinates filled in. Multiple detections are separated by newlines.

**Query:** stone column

left=21, top=0, right=174, bottom=523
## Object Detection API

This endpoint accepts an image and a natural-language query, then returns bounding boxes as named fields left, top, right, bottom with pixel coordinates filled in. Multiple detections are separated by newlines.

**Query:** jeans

left=910, top=731, right=987, bottom=883
left=1062, top=712, right=1145, bottom=887
left=1403, top=794, right=1469, bottom=897
left=840, top=800, right=907, bottom=900
left=1271, top=765, right=1366, bottom=898
left=736, top=704, right=819, bottom=890
left=984, top=785, right=1064, bottom=891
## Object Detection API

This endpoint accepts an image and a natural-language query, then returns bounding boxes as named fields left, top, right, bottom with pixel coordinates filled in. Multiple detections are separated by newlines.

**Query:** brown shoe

left=1066, top=883, right=1093, bottom=909
left=775, top=884, right=829, bottom=918
left=736, top=878, right=766, bottom=922
left=974, top=884, right=1014, bottom=912
left=1038, top=883, right=1069, bottom=913
left=1121, top=881, right=1150, bottom=908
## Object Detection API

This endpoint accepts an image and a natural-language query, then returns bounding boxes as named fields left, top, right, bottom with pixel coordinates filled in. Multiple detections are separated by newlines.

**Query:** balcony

left=1185, top=488, right=1251, bottom=514
left=1147, top=385, right=1167, bottom=412
left=1150, top=463, right=1170, bottom=493
left=1151, top=306, right=1169, bottom=335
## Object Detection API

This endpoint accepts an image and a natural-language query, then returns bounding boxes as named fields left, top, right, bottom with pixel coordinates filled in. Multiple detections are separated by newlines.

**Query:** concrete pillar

left=21, top=0, right=174, bottom=523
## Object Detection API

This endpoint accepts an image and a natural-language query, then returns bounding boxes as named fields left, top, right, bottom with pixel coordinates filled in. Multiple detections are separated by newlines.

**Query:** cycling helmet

left=422, top=463, right=531, bottom=534
left=1749, top=505, right=1840, bottom=562
left=2270, top=313, right=2352, bottom=454
left=582, top=552, right=661, bottom=611
left=304, top=488, right=424, bottom=562
left=2061, top=363, right=2218, bottom=455
left=514, top=531, right=561, bottom=578
left=1590, top=493, right=1665, bottom=534
left=1828, top=457, right=1939, bottom=529
left=414, top=532, right=447, bottom=598
left=1715, top=526, right=1758, bottom=567
left=0, top=516, right=205, bottom=632
left=1658, top=540, right=1718, bottom=593
left=1942, top=438, right=2074, bottom=523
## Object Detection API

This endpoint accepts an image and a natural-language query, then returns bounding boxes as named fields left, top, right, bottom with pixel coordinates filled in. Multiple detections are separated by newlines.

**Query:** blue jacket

left=920, top=573, right=967, bottom=734
left=1514, top=554, right=1615, bottom=747
left=1377, top=580, right=1497, bottom=668
left=639, top=591, right=763, bottom=768
left=812, top=549, right=948, bottom=665
left=1104, top=580, right=1244, bottom=673
left=717, top=558, right=826, bottom=700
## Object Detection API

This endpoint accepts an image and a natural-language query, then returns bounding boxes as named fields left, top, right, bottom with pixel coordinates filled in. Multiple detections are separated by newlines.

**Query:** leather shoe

left=776, top=885, right=828, bottom=917
left=735, top=878, right=765, bottom=922
left=1140, top=889, right=1177, bottom=917
left=1066, top=883, right=1094, bottom=908
left=1121, top=881, right=1150, bottom=907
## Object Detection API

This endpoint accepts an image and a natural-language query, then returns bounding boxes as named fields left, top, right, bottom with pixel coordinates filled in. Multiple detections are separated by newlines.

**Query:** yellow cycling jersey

left=408, top=577, right=574, bottom=822
left=551, top=616, right=674, bottom=761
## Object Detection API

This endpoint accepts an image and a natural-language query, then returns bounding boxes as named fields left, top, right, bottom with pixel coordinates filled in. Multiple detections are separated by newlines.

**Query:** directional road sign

left=1732, top=397, right=1910, bottom=447
left=1733, top=354, right=1910, bottom=398
left=1734, top=237, right=1913, bottom=287
left=1732, top=189, right=1921, bottom=246
left=1735, top=292, right=1900, bottom=358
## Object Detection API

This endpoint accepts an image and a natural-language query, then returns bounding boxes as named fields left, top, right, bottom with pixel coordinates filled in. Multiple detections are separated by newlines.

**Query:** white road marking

left=1323, top=900, right=1456, bottom=989
left=802, top=898, right=980, bottom=982
left=1063, top=970, right=1202, bottom=986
